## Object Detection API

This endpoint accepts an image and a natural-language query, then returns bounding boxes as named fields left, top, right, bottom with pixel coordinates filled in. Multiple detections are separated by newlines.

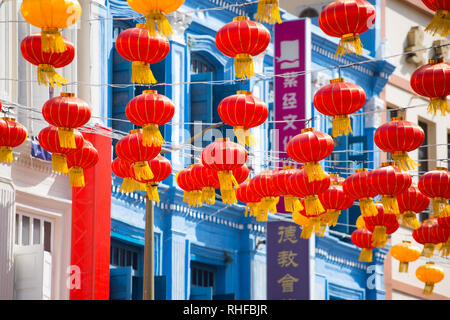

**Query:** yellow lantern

left=126, top=0, right=185, bottom=37
left=416, top=262, right=445, bottom=295
left=20, top=0, right=82, bottom=53
left=390, top=241, right=421, bottom=273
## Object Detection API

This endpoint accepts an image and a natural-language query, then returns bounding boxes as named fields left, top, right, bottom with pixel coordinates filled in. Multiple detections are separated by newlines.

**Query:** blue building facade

left=104, top=0, right=395, bottom=300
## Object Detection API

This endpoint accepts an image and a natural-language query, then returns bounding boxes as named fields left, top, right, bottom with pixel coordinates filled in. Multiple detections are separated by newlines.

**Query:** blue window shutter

left=190, top=286, right=213, bottom=300
left=109, top=266, right=133, bottom=300
left=155, top=275, right=167, bottom=300
left=191, top=72, right=213, bottom=124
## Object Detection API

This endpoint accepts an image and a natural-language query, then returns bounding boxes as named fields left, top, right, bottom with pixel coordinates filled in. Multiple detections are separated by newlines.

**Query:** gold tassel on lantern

left=132, top=62, right=157, bottom=84
left=133, top=161, right=154, bottom=181
left=120, top=178, right=139, bottom=194
left=392, top=151, right=420, bottom=171
left=245, top=202, right=259, bottom=218
left=359, top=248, right=373, bottom=262
left=400, top=211, right=421, bottom=229
left=356, top=216, right=366, bottom=229
left=57, top=128, right=77, bottom=149
left=201, top=187, right=216, bottom=205
left=258, top=196, right=279, bottom=221
left=41, top=28, right=67, bottom=53
left=145, top=184, right=160, bottom=202
left=256, top=0, right=282, bottom=24
left=421, top=243, right=436, bottom=258
left=423, top=282, right=436, bottom=295
left=234, top=53, right=254, bottom=79
left=425, top=9, right=450, bottom=38
left=359, top=198, right=379, bottom=217
left=284, top=196, right=303, bottom=213
left=399, top=262, right=410, bottom=273
left=0, top=146, right=13, bottom=164
left=336, top=33, right=364, bottom=58
left=303, top=161, right=326, bottom=182
left=316, top=218, right=328, bottom=238
left=326, top=210, right=341, bottom=227
left=185, top=190, right=203, bottom=208
left=381, top=195, right=400, bottom=215
left=143, top=123, right=164, bottom=147
left=233, top=127, right=256, bottom=147
left=51, top=154, right=69, bottom=175
left=68, top=167, right=85, bottom=187
left=428, top=97, right=449, bottom=116
left=371, top=226, right=388, bottom=248
left=332, top=115, right=353, bottom=138
left=145, top=10, right=173, bottom=37
left=217, top=171, right=239, bottom=204
left=37, top=64, right=67, bottom=87
left=301, top=217, right=321, bottom=239
left=304, top=195, right=325, bottom=217
left=432, top=197, right=448, bottom=217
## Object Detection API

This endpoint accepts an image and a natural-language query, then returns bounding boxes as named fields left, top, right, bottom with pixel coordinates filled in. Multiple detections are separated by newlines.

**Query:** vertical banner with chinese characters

left=267, top=221, right=310, bottom=300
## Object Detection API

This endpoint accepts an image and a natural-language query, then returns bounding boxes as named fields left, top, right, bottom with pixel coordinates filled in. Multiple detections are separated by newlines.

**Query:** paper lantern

left=201, top=138, right=247, bottom=204
left=319, top=174, right=355, bottom=227
left=112, top=157, right=143, bottom=194
left=190, top=163, right=220, bottom=205
left=236, top=180, right=263, bottom=219
left=342, top=168, right=379, bottom=217
left=410, top=59, right=450, bottom=116
left=248, top=171, right=280, bottom=221
left=416, top=262, right=445, bottom=295
left=436, top=223, right=450, bottom=257
left=38, top=126, right=84, bottom=175
left=115, top=129, right=162, bottom=181
left=286, top=128, right=334, bottom=182
left=116, top=24, right=170, bottom=84
left=313, top=78, right=366, bottom=138
left=66, top=140, right=99, bottom=187
left=364, top=202, right=400, bottom=248
left=413, top=219, right=440, bottom=257
left=422, top=0, right=450, bottom=37
left=390, top=241, right=422, bottom=273
left=20, top=0, right=82, bottom=53
left=418, top=167, right=450, bottom=218
left=215, top=16, right=271, bottom=79
left=130, top=155, right=172, bottom=202
left=217, top=91, right=268, bottom=146
left=21, top=33, right=75, bottom=87
left=176, top=166, right=203, bottom=207
left=397, top=184, right=430, bottom=229
left=351, top=228, right=375, bottom=262
left=42, top=93, right=91, bottom=149
left=233, top=164, right=250, bottom=185
left=0, top=118, right=28, bottom=164
left=369, top=162, right=412, bottom=215
left=319, top=0, right=376, bottom=57
left=438, top=205, right=450, bottom=229
left=125, top=90, right=175, bottom=147
left=126, top=0, right=185, bottom=36
left=374, top=117, right=425, bottom=171
left=273, top=166, right=304, bottom=213
left=256, top=0, right=282, bottom=24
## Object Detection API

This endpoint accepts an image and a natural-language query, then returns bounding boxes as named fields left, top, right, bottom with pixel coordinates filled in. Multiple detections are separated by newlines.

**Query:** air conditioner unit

left=296, top=1, right=332, bottom=18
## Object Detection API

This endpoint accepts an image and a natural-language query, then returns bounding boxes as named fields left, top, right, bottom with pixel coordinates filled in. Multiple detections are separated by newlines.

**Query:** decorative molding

left=168, top=11, right=193, bottom=45
left=315, top=247, right=368, bottom=271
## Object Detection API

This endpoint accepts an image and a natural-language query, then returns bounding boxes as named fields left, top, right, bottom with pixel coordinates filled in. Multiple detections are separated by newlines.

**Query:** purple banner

left=267, top=220, right=310, bottom=300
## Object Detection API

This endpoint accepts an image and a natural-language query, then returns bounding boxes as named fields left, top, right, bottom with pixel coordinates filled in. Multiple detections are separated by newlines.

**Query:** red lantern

left=42, top=92, right=91, bottom=149
left=313, top=78, right=366, bottom=138
left=319, top=0, right=376, bottom=57
left=397, top=184, right=431, bottom=230
left=435, top=223, right=450, bottom=257
left=201, top=138, right=247, bottom=204
left=233, top=164, right=250, bottom=185
left=273, top=166, right=304, bottom=213
left=422, top=0, right=450, bottom=37
left=351, top=228, right=376, bottom=262
left=116, top=24, right=170, bottom=84
left=418, top=167, right=450, bottom=217
left=374, top=117, right=425, bottom=171
left=343, top=168, right=379, bottom=217
left=438, top=205, right=450, bottom=229
left=286, top=128, right=334, bottom=182
left=66, top=140, right=99, bottom=187
left=248, top=171, right=280, bottom=221
left=21, top=33, right=75, bottom=87
left=190, top=163, right=220, bottom=205
left=410, top=59, right=450, bottom=116
left=236, top=180, right=263, bottom=219
left=364, top=202, right=400, bottom=248
left=175, top=166, right=203, bottom=207
left=369, top=162, right=412, bottom=215
left=112, top=157, right=143, bottom=194
left=115, top=129, right=162, bottom=181
left=0, top=117, right=28, bottom=164
left=413, top=219, right=441, bottom=257
left=130, top=154, right=172, bottom=202
left=125, top=90, right=175, bottom=148
left=319, top=174, right=355, bottom=227
left=217, top=91, right=268, bottom=146
left=215, top=16, right=271, bottom=79
left=38, top=125, right=84, bottom=174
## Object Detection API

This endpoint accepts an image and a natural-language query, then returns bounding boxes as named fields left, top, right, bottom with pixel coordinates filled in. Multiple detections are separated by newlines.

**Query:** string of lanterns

left=0, top=0, right=449, bottom=297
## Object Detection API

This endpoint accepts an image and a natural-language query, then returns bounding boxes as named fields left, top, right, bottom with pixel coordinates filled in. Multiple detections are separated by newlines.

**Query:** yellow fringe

left=68, top=167, right=85, bottom=187
left=303, top=162, right=326, bottom=182
left=284, top=195, right=303, bottom=213
left=301, top=217, right=321, bottom=239
left=304, top=195, right=325, bottom=217
left=356, top=216, right=366, bottom=229
left=432, top=198, right=448, bottom=217
left=359, top=198, right=379, bottom=217
left=421, top=243, right=435, bottom=258
left=51, top=154, right=68, bottom=175
left=332, top=115, right=353, bottom=138
left=233, top=127, right=256, bottom=147
left=186, top=190, right=203, bottom=208
left=146, top=184, right=160, bottom=203
left=120, top=178, right=138, bottom=194
left=335, top=34, right=363, bottom=58
left=201, top=187, right=216, bottom=205
left=371, top=226, right=388, bottom=248
left=256, top=0, right=282, bottom=24
left=399, top=262, right=409, bottom=273
left=217, top=171, right=239, bottom=204
left=381, top=195, right=400, bottom=215
left=146, top=9, right=173, bottom=37
left=41, top=28, right=67, bottom=53
left=37, top=64, right=67, bottom=87
left=423, top=283, right=436, bottom=295
left=221, top=189, right=238, bottom=205
left=359, top=248, right=373, bottom=262
left=132, top=62, right=157, bottom=85
left=57, top=128, right=76, bottom=149
left=392, top=152, right=420, bottom=171
left=133, top=161, right=154, bottom=181
left=316, top=220, right=328, bottom=237
left=428, top=97, right=449, bottom=116
left=0, top=146, right=13, bottom=164
left=425, top=10, right=450, bottom=37
left=326, top=210, right=341, bottom=227
left=234, top=53, right=254, bottom=79
left=246, top=202, right=259, bottom=218
left=143, top=124, right=164, bottom=147
left=401, top=211, right=420, bottom=229
left=440, top=241, right=450, bottom=258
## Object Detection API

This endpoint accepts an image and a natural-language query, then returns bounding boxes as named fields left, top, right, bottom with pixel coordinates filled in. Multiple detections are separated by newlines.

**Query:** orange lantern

left=0, top=117, right=28, bottom=164
left=390, top=241, right=421, bottom=273
left=416, top=262, right=445, bottom=295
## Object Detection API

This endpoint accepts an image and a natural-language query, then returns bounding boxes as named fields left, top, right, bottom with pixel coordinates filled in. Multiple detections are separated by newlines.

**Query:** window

left=418, top=121, right=429, bottom=175
left=110, top=242, right=140, bottom=271
left=447, top=132, right=450, bottom=170
left=15, top=213, right=53, bottom=252
left=191, top=262, right=215, bottom=288
left=299, top=8, right=319, bottom=18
